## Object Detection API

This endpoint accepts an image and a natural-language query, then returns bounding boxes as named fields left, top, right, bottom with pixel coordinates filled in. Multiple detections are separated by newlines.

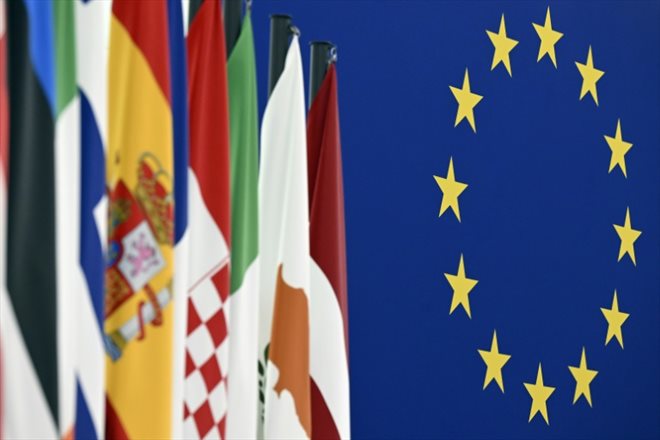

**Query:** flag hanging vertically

left=0, top=1, right=7, bottom=435
left=53, top=1, right=83, bottom=437
left=2, top=0, right=59, bottom=437
left=307, top=64, right=351, bottom=440
left=259, top=34, right=312, bottom=439
left=105, top=1, right=175, bottom=438
left=185, top=0, right=232, bottom=438
left=74, top=0, right=110, bottom=437
left=167, top=0, right=190, bottom=437
left=226, top=10, right=260, bottom=440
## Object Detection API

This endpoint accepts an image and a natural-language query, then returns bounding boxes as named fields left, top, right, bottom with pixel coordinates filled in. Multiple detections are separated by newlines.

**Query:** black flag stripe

left=7, top=0, right=59, bottom=425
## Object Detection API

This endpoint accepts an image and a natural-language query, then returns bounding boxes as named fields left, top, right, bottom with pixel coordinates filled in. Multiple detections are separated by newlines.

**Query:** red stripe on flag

left=186, top=0, right=231, bottom=244
left=310, top=378, right=340, bottom=440
left=0, top=12, right=8, bottom=177
left=187, top=0, right=231, bottom=244
left=1, top=6, right=8, bottom=434
left=112, top=0, right=171, bottom=104
left=105, top=397, right=130, bottom=440
left=307, top=65, right=349, bottom=351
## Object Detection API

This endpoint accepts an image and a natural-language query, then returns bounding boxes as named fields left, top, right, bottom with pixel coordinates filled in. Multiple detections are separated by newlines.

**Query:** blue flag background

left=251, top=2, right=660, bottom=438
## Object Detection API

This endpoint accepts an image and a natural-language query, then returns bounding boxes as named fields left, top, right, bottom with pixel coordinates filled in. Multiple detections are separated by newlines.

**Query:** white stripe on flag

left=310, top=260, right=351, bottom=439
left=0, top=291, right=58, bottom=439
left=55, top=95, right=83, bottom=436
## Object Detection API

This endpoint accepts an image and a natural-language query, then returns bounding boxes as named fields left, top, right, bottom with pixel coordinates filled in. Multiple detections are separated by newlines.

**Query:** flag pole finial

left=308, top=41, right=335, bottom=108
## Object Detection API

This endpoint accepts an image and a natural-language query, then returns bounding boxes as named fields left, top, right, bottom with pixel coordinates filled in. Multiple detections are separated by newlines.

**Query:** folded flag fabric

left=74, top=0, right=111, bottom=437
left=105, top=1, right=176, bottom=438
left=307, top=64, right=351, bottom=440
left=259, top=34, right=312, bottom=439
left=166, top=0, right=190, bottom=437
left=184, top=0, right=232, bottom=438
left=0, top=1, right=8, bottom=436
left=3, top=0, right=59, bottom=437
left=226, top=10, right=260, bottom=440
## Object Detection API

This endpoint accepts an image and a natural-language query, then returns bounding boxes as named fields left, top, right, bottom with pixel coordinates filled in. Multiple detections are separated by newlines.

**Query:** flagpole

left=224, top=0, right=241, bottom=55
left=188, top=0, right=202, bottom=27
left=268, top=14, right=292, bottom=97
left=308, top=41, right=334, bottom=109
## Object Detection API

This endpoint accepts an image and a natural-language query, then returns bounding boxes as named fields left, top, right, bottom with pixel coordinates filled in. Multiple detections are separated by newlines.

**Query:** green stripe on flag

left=54, top=0, right=76, bottom=115
left=228, top=12, right=259, bottom=293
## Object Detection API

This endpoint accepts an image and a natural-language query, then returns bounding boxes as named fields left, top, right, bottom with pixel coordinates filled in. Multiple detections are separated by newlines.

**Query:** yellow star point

left=575, top=46, right=605, bottom=105
left=532, top=7, right=563, bottom=68
left=433, top=157, right=468, bottom=222
left=601, top=290, right=630, bottom=348
left=604, top=119, right=633, bottom=177
left=524, top=364, right=555, bottom=425
left=486, top=14, right=519, bottom=76
left=444, top=254, right=478, bottom=318
left=568, top=347, right=598, bottom=407
left=449, top=69, right=483, bottom=132
left=478, top=330, right=511, bottom=392
left=613, top=207, right=642, bottom=265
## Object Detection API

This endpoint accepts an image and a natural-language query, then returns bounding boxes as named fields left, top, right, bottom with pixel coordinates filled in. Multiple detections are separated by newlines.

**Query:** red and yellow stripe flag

left=105, top=1, right=175, bottom=438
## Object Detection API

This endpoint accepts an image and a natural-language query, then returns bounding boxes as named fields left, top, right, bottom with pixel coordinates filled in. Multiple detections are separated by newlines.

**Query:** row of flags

left=0, top=0, right=350, bottom=439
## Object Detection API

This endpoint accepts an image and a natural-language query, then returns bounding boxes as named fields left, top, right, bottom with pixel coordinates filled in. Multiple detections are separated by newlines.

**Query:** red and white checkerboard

left=184, top=266, right=230, bottom=439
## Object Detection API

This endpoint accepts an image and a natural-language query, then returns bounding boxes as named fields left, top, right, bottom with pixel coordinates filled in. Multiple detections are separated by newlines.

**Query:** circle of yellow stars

left=433, top=6, right=642, bottom=426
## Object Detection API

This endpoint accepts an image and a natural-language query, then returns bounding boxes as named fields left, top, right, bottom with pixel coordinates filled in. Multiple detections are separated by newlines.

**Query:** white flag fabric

left=259, top=35, right=312, bottom=439
left=53, top=1, right=110, bottom=437
left=73, top=1, right=110, bottom=436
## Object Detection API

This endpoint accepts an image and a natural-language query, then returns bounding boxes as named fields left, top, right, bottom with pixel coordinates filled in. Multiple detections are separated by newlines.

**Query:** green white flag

left=226, top=11, right=260, bottom=440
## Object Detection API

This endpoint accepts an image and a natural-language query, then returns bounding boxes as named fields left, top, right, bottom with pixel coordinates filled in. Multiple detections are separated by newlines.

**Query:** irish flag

left=105, top=1, right=176, bottom=438
left=55, top=1, right=109, bottom=438
left=259, top=35, right=312, bottom=439
left=226, top=10, right=260, bottom=440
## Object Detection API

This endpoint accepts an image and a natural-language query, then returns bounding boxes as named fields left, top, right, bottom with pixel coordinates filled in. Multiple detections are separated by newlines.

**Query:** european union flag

left=252, top=1, right=659, bottom=438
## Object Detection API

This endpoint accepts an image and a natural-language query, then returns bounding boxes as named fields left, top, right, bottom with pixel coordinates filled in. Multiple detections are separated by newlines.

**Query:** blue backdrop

left=250, top=2, right=660, bottom=438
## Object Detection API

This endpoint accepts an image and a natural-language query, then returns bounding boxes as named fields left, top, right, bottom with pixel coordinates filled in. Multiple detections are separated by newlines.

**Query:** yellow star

left=532, top=7, right=563, bottom=68
left=444, top=254, right=478, bottom=318
left=478, top=330, right=511, bottom=392
left=433, top=157, right=468, bottom=222
left=604, top=119, right=633, bottom=177
left=575, top=46, right=605, bottom=105
left=449, top=69, right=483, bottom=132
left=524, top=363, right=555, bottom=425
left=601, top=290, right=630, bottom=348
left=613, top=207, right=642, bottom=265
left=487, top=14, right=519, bottom=76
left=568, top=347, right=598, bottom=407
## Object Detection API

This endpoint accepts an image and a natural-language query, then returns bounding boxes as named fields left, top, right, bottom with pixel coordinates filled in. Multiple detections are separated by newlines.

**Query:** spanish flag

left=105, top=1, right=175, bottom=438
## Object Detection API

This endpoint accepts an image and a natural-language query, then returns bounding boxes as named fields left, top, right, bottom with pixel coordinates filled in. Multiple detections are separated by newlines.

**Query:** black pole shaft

left=224, top=0, right=241, bottom=56
left=189, top=0, right=202, bottom=27
left=309, top=41, right=333, bottom=109
left=268, top=14, right=292, bottom=97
